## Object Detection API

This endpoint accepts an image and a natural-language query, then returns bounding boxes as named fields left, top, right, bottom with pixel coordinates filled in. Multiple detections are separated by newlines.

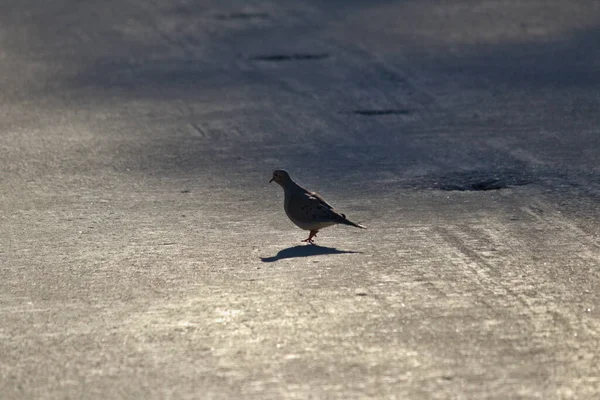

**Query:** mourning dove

left=270, top=169, right=366, bottom=244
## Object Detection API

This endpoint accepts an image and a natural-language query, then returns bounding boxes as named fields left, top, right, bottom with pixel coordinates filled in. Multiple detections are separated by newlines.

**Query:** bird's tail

left=339, top=215, right=367, bottom=229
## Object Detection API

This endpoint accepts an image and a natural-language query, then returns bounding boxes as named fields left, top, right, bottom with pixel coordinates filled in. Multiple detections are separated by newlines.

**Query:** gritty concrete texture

left=1, top=1, right=600, bottom=399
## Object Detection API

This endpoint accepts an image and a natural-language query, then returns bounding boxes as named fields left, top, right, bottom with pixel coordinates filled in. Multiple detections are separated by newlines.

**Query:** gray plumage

left=270, top=170, right=366, bottom=243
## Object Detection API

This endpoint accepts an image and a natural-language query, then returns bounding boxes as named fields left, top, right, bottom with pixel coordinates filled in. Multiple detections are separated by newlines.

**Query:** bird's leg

left=302, top=230, right=318, bottom=244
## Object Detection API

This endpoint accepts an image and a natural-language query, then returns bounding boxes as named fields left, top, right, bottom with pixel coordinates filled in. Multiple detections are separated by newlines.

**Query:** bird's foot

left=301, top=230, right=318, bottom=244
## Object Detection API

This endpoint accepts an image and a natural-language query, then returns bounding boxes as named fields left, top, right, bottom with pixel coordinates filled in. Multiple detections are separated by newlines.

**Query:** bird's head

left=269, top=169, right=291, bottom=186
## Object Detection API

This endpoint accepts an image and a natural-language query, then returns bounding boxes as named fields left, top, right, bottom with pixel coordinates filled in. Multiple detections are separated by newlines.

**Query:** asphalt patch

left=433, top=171, right=531, bottom=191
left=250, top=53, right=330, bottom=62
left=353, top=109, right=412, bottom=116
left=214, top=12, right=270, bottom=20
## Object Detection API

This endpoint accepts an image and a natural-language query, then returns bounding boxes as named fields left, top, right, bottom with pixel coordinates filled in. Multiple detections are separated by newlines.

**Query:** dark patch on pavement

left=353, top=109, right=412, bottom=116
left=214, top=12, right=270, bottom=20
left=433, top=171, right=531, bottom=191
left=439, top=178, right=507, bottom=191
left=260, top=245, right=361, bottom=262
left=250, top=53, right=330, bottom=62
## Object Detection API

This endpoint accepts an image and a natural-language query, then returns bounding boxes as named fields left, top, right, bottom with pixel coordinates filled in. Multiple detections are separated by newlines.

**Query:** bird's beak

left=269, top=178, right=274, bottom=183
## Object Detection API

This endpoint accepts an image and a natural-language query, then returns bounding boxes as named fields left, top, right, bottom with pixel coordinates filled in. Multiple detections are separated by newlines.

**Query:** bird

left=269, top=169, right=366, bottom=244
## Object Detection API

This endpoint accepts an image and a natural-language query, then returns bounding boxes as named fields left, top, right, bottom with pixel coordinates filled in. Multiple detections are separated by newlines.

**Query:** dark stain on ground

left=250, top=53, right=330, bottom=62
left=434, top=172, right=531, bottom=191
left=214, top=12, right=270, bottom=20
left=353, top=109, right=412, bottom=116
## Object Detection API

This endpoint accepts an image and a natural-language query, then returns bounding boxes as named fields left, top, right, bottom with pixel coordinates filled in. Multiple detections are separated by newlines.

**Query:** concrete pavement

left=1, top=1, right=599, bottom=398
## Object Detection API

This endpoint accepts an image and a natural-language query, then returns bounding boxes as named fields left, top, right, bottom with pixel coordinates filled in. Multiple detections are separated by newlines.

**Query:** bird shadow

left=260, top=244, right=361, bottom=262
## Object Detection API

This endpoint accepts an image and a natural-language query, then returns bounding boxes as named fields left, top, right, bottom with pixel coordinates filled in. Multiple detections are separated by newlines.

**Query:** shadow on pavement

left=260, top=244, right=361, bottom=262
left=7, top=0, right=600, bottom=195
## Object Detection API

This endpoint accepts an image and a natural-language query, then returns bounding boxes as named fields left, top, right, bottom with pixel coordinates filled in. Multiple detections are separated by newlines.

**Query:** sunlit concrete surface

left=1, top=1, right=599, bottom=398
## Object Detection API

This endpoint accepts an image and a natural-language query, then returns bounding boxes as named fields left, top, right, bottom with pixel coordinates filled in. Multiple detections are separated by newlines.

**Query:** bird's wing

left=308, top=191, right=335, bottom=210
left=287, top=191, right=343, bottom=225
